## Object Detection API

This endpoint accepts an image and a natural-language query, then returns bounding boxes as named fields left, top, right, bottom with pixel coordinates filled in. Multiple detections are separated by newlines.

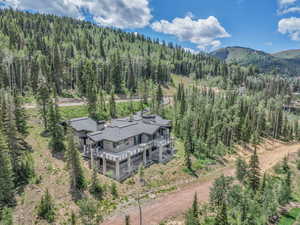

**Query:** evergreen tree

left=0, top=207, right=13, bottom=225
left=36, top=81, right=51, bottom=130
left=36, top=189, right=56, bottom=223
left=248, top=149, right=260, bottom=193
left=65, top=129, right=86, bottom=193
left=235, top=157, right=248, bottom=183
left=48, top=98, right=65, bottom=153
left=70, top=211, right=77, bottom=225
left=109, top=89, right=117, bottom=119
left=0, top=132, right=15, bottom=208
left=192, top=192, right=199, bottom=218
left=155, top=84, right=164, bottom=114
left=185, top=209, right=200, bottom=225
left=89, top=165, right=103, bottom=200
left=282, top=156, right=290, bottom=174
left=125, top=215, right=130, bottom=225
left=279, top=170, right=292, bottom=205
left=78, top=198, right=103, bottom=225
left=214, top=203, right=229, bottom=225
left=184, top=117, right=193, bottom=171
left=13, top=94, right=28, bottom=136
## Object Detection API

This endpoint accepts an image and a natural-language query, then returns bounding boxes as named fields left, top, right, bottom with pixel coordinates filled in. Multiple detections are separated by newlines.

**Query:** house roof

left=68, top=117, right=98, bottom=132
left=87, top=112, right=171, bottom=143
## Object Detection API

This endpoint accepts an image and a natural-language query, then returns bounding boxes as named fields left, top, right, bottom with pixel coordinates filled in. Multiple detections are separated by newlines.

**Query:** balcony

left=94, top=136, right=173, bottom=162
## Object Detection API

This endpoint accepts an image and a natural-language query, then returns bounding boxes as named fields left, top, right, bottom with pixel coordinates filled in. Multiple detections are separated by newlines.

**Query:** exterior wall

left=115, top=137, right=134, bottom=152
left=103, top=140, right=114, bottom=151
left=141, top=134, right=151, bottom=143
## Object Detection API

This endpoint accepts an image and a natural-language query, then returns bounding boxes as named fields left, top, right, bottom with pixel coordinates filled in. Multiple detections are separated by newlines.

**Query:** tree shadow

left=51, top=150, right=65, bottom=161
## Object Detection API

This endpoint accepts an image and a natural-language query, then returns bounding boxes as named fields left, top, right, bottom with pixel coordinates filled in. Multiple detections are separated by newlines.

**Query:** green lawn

left=279, top=208, right=300, bottom=225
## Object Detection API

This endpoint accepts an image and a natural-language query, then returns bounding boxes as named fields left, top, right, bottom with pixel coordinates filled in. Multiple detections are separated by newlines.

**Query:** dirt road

left=24, top=97, right=172, bottom=109
left=102, top=142, right=300, bottom=225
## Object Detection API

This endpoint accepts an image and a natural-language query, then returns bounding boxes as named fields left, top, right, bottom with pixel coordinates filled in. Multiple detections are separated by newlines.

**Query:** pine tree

left=13, top=94, right=28, bottom=136
left=89, top=165, right=103, bottom=200
left=214, top=203, right=229, bottom=225
left=282, top=156, right=290, bottom=174
left=192, top=192, right=199, bottom=218
left=0, top=132, right=15, bottom=208
left=235, top=157, right=248, bottom=183
left=155, top=84, right=163, bottom=114
left=248, top=149, right=260, bottom=193
left=184, top=118, right=193, bottom=171
left=185, top=209, right=200, bottom=225
left=109, top=89, right=117, bottom=119
left=70, top=211, right=77, bottom=225
left=0, top=207, right=13, bottom=225
left=65, top=129, right=86, bottom=193
left=36, top=80, right=51, bottom=130
left=125, top=215, right=130, bottom=225
left=37, top=189, right=56, bottom=223
left=48, top=99, right=65, bottom=153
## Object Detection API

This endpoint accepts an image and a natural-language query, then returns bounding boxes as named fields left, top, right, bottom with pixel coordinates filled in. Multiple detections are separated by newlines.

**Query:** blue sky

left=1, top=0, right=300, bottom=53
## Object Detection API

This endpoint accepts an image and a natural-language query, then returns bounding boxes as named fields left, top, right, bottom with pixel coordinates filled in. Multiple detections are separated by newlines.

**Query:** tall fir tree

left=0, top=132, right=15, bottom=208
left=36, top=80, right=51, bottom=130
left=65, top=129, right=86, bottom=193
left=48, top=98, right=65, bottom=153
left=13, top=94, right=28, bottom=136
left=248, top=149, right=260, bottom=193
left=109, top=89, right=117, bottom=119
left=235, top=157, right=248, bottom=183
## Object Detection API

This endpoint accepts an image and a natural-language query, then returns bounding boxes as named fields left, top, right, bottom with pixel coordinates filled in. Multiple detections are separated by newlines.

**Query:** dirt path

left=24, top=97, right=173, bottom=109
left=102, top=143, right=300, bottom=225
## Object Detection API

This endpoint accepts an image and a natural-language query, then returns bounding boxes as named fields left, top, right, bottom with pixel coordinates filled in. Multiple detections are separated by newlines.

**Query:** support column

left=149, top=147, right=153, bottom=161
left=159, top=145, right=163, bottom=163
left=90, top=146, right=94, bottom=169
left=83, top=144, right=86, bottom=156
left=116, top=159, right=120, bottom=180
left=103, top=154, right=107, bottom=175
left=143, top=147, right=147, bottom=166
left=127, top=153, right=132, bottom=174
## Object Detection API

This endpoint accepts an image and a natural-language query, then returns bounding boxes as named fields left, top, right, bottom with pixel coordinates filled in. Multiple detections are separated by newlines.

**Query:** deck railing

left=93, top=137, right=173, bottom=162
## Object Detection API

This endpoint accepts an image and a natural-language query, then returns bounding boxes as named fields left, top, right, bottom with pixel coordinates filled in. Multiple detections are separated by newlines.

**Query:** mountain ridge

left=210, top=46, right=300, bottom=76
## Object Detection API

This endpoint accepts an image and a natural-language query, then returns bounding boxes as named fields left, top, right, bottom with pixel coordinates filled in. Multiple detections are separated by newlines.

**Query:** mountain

left=0, top=9, right=227, bottom=96
left=210, top=46, right=300, bottom=76
left=273, top=49, right=300, bottom=60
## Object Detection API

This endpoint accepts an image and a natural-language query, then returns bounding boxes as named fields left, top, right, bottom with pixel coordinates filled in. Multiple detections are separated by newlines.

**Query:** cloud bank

left=1, top=0, right=152, bottom=29
left=278, top=17, right=300, bottom=40
left=151, top=15, right=230, bottom=50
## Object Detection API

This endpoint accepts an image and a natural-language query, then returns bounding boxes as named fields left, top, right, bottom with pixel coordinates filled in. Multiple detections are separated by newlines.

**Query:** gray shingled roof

left=87, top=113, right=171, bottom=142
left=68, top=117, right=98, bottom=132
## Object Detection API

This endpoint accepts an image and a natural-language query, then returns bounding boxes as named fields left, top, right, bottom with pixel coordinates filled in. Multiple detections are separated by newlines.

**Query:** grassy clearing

left=278, top=208, right=300, bottom=225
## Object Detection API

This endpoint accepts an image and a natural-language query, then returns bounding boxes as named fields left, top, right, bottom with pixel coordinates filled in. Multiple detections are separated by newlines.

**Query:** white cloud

left=278, top=0, right=297, bottom=7
left=264, top=42, right=273, bottom=46
left=151, top=15, right=230, bottom=51
left=278, top=6, right=300, bottom=14
left=278, top=17, right=300, bottom=40
left=1, top=0, right=152, bottom=29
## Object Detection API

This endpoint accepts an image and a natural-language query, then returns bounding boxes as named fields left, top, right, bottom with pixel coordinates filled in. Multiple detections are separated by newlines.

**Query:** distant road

left=101, top=142, right=300, bottom=225
left=24, top=96, right=173, bottom=109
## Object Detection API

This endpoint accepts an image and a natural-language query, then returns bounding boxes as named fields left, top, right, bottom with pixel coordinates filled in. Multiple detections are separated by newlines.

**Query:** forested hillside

left=0, top=9, right=236, bottom=96
left=210, top=46, right=300, bottom=76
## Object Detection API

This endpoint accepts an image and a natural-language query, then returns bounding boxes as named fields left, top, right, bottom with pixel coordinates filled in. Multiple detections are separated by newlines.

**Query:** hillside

left=273, top=49, right=300, bottom=59
left=0, top=9, right=228, bottom=97
left=210, top=46, right=300, bottom=76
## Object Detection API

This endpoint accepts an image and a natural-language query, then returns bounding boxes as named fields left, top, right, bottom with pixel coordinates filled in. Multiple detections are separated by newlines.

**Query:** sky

left=0, top=0, right=300, bottom=53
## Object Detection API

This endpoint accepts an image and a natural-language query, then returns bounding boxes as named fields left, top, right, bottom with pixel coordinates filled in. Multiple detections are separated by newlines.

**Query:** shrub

left=36, top=189, right=56, bottom=223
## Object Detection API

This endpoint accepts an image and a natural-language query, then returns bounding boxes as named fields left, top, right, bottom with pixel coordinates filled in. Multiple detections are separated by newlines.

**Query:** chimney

left=97, top=120, right=105, bottom=131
